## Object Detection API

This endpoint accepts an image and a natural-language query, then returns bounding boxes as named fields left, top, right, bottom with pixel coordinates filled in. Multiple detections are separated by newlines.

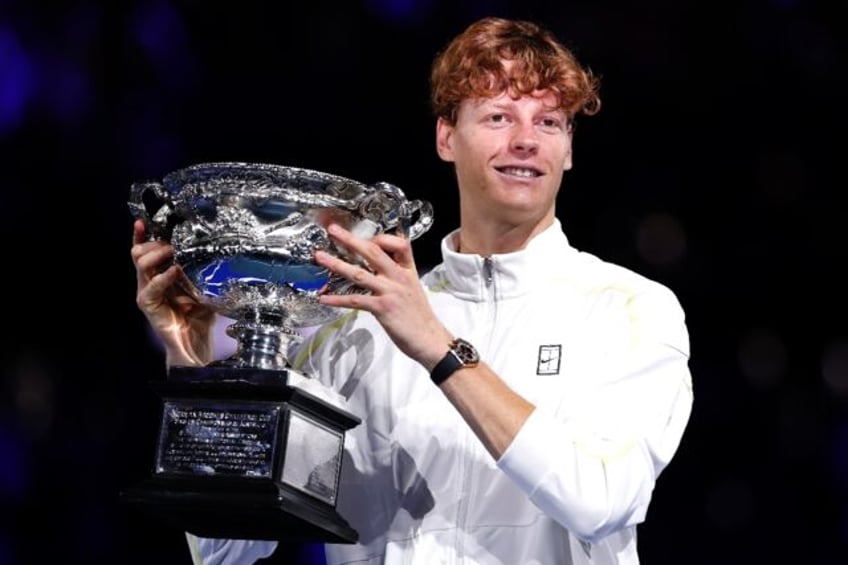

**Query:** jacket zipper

left=456, top=256, right=497, bottom=562
left=483, top=256, right=494, bottom=287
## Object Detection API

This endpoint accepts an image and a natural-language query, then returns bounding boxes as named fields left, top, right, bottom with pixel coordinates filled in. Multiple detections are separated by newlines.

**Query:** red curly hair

left=430, top=17, right=601, bottom=126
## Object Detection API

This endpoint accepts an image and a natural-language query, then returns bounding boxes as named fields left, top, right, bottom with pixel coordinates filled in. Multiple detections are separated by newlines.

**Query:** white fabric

left=191, top=218, right=693, bottom=564
left=186, top=534, right=276, bottom=565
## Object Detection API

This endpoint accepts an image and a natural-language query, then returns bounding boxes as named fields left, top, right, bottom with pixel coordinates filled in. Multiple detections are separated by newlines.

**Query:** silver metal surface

left=129, top=162, right=434, bottom=370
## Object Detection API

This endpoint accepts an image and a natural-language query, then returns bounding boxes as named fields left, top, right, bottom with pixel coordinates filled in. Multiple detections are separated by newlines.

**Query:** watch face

left=452, top=338, right=480, bottom=365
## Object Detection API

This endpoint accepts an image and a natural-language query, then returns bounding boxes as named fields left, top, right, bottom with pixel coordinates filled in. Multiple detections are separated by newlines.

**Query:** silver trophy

left=121, top=162, right=434, bottom=543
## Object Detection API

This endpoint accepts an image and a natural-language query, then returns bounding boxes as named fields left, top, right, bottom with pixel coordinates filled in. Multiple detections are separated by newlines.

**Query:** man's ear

left=563, top=129, right=574, bottom=171
left=436, top=117, right=455, bottom=163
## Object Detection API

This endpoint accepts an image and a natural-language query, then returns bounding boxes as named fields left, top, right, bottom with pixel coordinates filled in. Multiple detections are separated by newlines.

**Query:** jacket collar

left=438, top=218, right=576, bottom=300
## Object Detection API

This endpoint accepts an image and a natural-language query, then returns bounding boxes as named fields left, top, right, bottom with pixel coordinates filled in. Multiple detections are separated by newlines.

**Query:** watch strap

left=430, top=338, right=479, bottom=386
left=430, top=350, right=464, bottom=386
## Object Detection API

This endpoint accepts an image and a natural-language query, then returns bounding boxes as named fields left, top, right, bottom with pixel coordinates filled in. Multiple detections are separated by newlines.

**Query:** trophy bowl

left=128, top=161, right=434, bottom=370
left=123, top=162, right=434, bottom=543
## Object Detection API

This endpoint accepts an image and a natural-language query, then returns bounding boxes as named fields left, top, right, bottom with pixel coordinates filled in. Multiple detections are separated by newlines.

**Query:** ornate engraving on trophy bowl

left=121, top=162, right=434, bottom=543
left=128, top=161, right=434, bottom=371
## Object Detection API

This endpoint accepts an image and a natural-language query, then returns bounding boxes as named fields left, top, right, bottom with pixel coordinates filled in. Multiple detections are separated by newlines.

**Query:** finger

left=314, top=249, right=376, bottom=290
left=134, top=244, right=175, bottom=286
left=371, top=233, right=415, bottom=268
left=137, top=264, right=181, bottom=308
left=326, top=224, right=398, bottom=274
left=173, top=266, right=201, bottom=300
left=317, top=289, right=379, bottom=312
left=326, top=223, right=367, bottom=254
left=132, top=240, right=173, bottom=269
left=132, top=219, right=147, bottom=245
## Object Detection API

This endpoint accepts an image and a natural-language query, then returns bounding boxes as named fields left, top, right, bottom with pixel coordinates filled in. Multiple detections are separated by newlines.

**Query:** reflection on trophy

left=121, top=162, right=434, bottom=543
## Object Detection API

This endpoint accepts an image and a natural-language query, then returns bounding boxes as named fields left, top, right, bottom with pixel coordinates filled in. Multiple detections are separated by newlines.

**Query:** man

left=132, top=16, right=693, bottom=565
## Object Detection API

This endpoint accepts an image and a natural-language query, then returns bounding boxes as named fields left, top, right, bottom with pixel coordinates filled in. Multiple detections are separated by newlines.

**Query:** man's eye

left=540, top=117, right=563, bottom=129
left=490, top=114, right=506, bottom=123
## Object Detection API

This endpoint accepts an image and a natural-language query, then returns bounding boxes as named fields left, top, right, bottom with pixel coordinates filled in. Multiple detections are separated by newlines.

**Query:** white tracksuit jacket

left=189, top=219, right=693, bottom=565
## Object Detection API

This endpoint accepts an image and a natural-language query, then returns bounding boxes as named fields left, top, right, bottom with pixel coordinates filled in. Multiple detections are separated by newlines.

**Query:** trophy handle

left=128, top=180, right=175, bottom=241
left=402, top=199, right=434, bottom=241
left=360, top=182, right=434, bottom=242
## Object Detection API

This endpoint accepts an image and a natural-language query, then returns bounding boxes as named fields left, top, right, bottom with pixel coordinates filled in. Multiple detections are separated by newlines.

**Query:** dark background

left=2, top=1, right=846, bottom=563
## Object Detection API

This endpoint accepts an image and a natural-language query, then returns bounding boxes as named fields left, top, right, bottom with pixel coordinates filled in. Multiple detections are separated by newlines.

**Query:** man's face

left=436, top=89, right=573, bottom=227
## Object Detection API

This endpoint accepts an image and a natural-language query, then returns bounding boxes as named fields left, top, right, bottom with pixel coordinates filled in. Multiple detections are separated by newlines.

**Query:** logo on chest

left=536, top=344, right=562, bottom=375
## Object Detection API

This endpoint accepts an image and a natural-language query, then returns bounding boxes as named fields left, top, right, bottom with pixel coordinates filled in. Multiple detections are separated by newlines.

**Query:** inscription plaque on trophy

left=121, top=162, right=433, bottom=543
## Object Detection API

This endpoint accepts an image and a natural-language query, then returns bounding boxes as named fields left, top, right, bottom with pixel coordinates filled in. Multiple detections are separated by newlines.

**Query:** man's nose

left=509, top=123, right=539, bottom=154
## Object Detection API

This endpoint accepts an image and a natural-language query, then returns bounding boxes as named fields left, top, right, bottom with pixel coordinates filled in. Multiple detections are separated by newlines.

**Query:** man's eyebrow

left=487, top=101, right=515, bottom=111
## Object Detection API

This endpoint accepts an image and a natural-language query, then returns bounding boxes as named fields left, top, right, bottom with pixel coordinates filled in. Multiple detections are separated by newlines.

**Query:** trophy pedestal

left=125, top=162, right=434, bottom=545
left=120, top=365, right=360, bottom=543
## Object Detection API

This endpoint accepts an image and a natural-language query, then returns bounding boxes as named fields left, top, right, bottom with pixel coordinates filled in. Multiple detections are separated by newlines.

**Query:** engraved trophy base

left=120, top=365, right=360, bottom=543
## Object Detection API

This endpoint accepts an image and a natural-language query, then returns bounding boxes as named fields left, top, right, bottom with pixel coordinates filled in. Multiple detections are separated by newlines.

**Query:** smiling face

left=436, top=88, right=573, bottom=238
left=428, top=18, right=600, bottom=253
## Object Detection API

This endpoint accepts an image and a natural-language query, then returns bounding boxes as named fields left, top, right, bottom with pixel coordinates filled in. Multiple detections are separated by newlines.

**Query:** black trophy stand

left=121, top=350, right=360, bottom=543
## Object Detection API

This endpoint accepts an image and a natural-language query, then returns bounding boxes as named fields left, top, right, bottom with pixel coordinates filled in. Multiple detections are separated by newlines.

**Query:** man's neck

left=455, top=214, right=555, bottom=255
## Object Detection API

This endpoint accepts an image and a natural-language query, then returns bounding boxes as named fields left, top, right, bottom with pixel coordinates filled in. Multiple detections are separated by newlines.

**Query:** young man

left=132, top=16, right=693, bottom=565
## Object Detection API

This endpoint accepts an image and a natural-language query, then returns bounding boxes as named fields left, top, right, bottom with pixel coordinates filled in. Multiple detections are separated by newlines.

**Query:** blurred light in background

left=364, top=0, right=435, bottom=23
left=0, top=25, right=34, bottom=138
left=0, top=423, right=27, bottom=500
left=636, top=212, right=687, bottom=267
left=831, top=421, right=848, bottom=546
left=822, top=338, right=848, bottom=398
left=11, top=351, right=57, bottom=441
left=129, top=0, right=196, bottom=91
left=738, top=328, right=787, bottom=390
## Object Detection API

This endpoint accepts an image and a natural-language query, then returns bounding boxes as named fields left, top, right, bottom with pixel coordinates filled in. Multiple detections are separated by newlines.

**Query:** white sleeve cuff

left=496, top=407, right=562, bottom=495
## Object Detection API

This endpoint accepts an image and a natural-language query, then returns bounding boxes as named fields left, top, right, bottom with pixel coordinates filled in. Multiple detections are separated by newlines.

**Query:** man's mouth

left=496, top=166, right=542, bottom=178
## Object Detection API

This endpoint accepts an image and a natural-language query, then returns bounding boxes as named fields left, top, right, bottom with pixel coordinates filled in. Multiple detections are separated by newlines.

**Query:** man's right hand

left=131, top=219, right=216, bottom=367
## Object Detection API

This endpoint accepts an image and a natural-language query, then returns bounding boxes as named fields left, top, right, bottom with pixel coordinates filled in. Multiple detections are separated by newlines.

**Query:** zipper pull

left=483, top=257, right=494, bottom=287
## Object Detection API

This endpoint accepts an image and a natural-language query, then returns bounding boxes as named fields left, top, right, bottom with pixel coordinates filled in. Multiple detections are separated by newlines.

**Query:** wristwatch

left=430, top=338, right=480, bottom=386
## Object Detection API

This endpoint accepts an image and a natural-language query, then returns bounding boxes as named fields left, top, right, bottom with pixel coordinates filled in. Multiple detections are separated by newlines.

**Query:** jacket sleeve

left=497, top=284, right=693, bottom=544
left=186, top=534, right=277, bottom=565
